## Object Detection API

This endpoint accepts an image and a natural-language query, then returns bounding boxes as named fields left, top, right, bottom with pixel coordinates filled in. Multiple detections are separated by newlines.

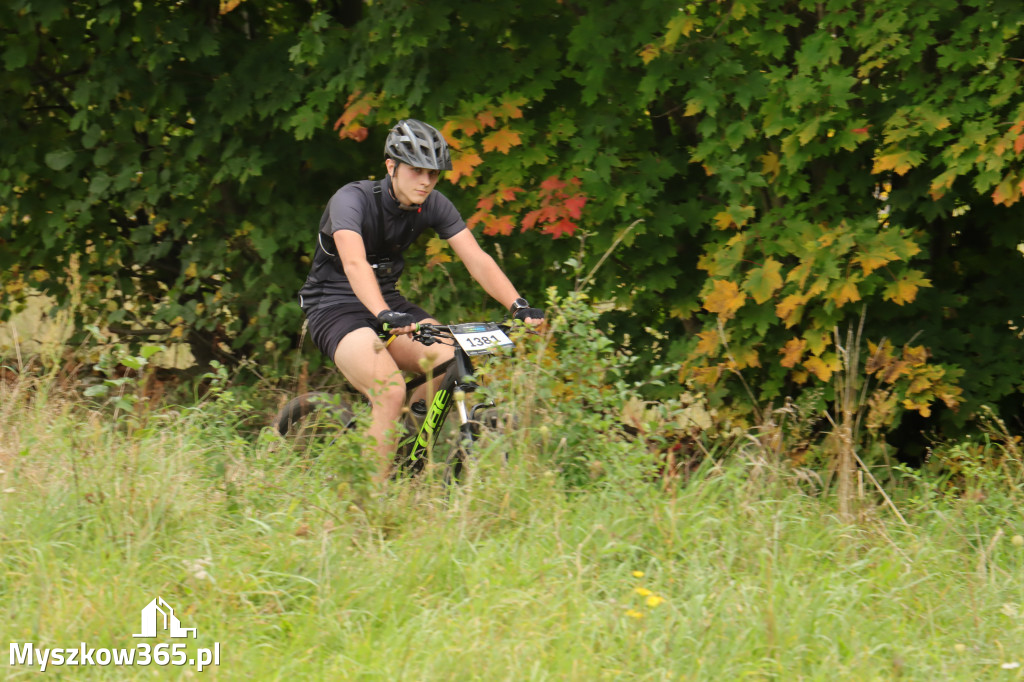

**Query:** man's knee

left=367, top=379, right=406, bottom=412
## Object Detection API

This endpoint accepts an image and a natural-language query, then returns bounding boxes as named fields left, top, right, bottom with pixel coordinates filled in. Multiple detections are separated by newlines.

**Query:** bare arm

left=447, top=229, right=522, bottom=309
left=333, top=229, right=390, bottom=316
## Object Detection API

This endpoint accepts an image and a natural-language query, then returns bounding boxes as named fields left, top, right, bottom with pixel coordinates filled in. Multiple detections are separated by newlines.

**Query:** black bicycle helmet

left=384, top=119, right=453, bottom=171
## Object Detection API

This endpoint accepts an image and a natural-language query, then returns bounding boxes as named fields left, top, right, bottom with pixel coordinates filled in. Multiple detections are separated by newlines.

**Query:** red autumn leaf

left=540, top=175, right=565, bottom=192
left=521, top=208, right=543, bottom=231
left=563, top=194, right=586, bottom=219
left=498, top=186, right=522, bottom=202
left=542, top=218, right=578, bottom=238
left=476, top=195, right=495, bottom=211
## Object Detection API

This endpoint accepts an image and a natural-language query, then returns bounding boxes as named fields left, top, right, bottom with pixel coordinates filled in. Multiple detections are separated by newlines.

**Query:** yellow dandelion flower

left=646, top=595, right=665, bottom=607
left=634, top=587, right=652, bottom=597
left=625, top=609, right=645, bottom=619
left=632, top=570, right=645, bottom=578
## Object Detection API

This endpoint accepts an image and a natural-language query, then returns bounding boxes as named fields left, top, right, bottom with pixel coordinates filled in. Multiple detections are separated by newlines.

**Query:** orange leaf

left=992, top=177, right=1020, bottom=207
left=703, top=279, right=745, bottom=319
left=448, top=152, right=483, bottom=185
left=466, top=209, right=490, bottom=230
left=476, top=111, right=498, bottom=130
left=481, top=128, right=522, bottom=154
left=779, top=338, right=806, bottom=368
left=483, top=214, right=516, bottom=237
left=496, top=97, right=526, bottom=120
left=695, top=330, right=719, bottom=355
left=497, top=186, right=522, bottom=203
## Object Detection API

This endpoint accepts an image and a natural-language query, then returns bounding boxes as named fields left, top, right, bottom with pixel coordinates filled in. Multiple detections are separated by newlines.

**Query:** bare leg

left=331, top=321, right=455, bottom=485
left=332, top=328, right=407, bottom=484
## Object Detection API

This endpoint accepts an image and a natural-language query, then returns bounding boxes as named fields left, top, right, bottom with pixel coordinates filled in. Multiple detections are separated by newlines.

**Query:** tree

left=4, top=0, right=1023, bottom=443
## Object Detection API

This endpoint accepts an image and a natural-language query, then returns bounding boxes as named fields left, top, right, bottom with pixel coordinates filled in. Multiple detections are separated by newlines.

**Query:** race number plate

left=451, top=323, right=514, bottom=356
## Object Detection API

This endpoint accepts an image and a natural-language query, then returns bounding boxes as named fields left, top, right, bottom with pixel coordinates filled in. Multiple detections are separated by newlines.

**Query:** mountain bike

left=273, top=321, right=517, bottom=486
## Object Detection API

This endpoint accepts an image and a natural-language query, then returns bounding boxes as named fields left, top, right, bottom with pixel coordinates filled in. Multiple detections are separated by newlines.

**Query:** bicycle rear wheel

left=273, top=392, right=357, bottom=451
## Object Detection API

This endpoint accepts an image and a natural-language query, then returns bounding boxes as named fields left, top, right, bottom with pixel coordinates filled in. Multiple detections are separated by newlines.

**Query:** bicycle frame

left=399, top=342, right=482, bottom=468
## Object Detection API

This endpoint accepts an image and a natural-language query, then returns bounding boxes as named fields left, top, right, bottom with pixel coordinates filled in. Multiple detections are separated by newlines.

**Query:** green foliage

left=3, top=0, right=1024, bottom=444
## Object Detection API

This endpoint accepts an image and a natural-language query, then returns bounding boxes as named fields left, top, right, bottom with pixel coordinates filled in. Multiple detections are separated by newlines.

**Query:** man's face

left=386, top=159, right=440, bottom=206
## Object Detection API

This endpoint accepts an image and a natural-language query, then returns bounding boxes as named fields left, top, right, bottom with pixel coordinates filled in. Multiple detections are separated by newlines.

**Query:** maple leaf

left=542, top=217, right=578, bottom=238
left=883, top=270, right=930, bottom=305
left=803, top=354, right=839, bottom=383
left=476, top=111, right=497, bottom=130
left=872, top=148, right=922, bottom=176
left=758, top=151, right=780, bottom=180
left=540, top=175, right=566, bottom=192
left=713, top=211, right=734, bottom=230
left=829, top=279, right=861, bottom=307
left=424, top=236, right=452, bottom=266
left=639, top=44, right=661, bottom=64
left=853, top=245, right=896, bottom=276
left=496, top=185, right=522, bottom=203
left=695, top=329, right=719, bottom=355
left=476, top=195, right=495, bottom=212
left=563, top=194, right=586, bottom=219
left=521, top=208, right=543, bottom=231
left=775, top=292, right=808, bottom=327
left=483, top=214, right=516, bottom=237
left=465, top=208, right=490, bottom=231
left=779, top=337, right=806, bottom=368
left=992, top=177, right=1020, bottom=207
left=496, top=95, right=526, bottom=120
left=481, top=128, right=522, bottom=154
left=745, top=257, right=783, bottom=304
left=448, top=151, right=483, bottom=184
left=703, top=279, right=745, bottom=319
left=220, top=0, right=244, bottom=15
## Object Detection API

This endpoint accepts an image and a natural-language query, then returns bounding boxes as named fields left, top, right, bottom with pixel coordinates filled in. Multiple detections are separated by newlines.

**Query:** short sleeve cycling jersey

left=298, top=175, right=465, bottom=311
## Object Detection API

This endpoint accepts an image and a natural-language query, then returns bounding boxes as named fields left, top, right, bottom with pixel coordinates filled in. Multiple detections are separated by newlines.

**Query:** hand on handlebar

left=377, top=309, right=417, bottom=335
left=511, top=306, right=545, bottom=327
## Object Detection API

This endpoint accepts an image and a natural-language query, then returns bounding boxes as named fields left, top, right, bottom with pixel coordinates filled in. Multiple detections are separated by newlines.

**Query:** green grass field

left=2, top=369, right=1023, bottom=682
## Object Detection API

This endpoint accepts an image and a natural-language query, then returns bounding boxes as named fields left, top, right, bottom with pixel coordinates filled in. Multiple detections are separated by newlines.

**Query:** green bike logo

left=415, top=388, right=449, bottom=450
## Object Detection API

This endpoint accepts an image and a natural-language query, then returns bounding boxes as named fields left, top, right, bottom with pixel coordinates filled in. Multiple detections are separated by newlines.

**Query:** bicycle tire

left=273, top=391, right=357, bottom=440
left=443, top=441, right=472, bottom=487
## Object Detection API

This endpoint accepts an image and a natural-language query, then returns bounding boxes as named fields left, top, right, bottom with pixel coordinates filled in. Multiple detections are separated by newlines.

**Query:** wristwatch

left=509, top=298, right=531, bottom=315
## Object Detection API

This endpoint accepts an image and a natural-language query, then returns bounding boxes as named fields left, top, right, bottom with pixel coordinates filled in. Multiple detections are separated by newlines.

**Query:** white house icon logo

left=132, top=597, right=197, bottom=639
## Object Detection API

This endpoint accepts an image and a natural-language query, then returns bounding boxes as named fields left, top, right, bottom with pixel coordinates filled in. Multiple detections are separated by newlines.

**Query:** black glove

left=377, top=309, right=416, bottom=331
left=509, top=298, right=544, bottom=322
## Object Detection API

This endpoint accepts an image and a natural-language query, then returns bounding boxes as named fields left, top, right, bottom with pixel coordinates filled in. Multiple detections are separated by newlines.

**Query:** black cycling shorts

left=305, top=297, right=431, bottom=361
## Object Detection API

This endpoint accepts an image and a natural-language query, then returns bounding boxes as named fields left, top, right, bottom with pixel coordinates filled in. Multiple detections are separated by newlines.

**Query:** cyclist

left=297, top=119, right=543, bottom=485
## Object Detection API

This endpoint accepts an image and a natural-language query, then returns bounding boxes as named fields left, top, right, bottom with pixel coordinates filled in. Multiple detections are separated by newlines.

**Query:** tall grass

left=2, top=362, right=1024, bottom=681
